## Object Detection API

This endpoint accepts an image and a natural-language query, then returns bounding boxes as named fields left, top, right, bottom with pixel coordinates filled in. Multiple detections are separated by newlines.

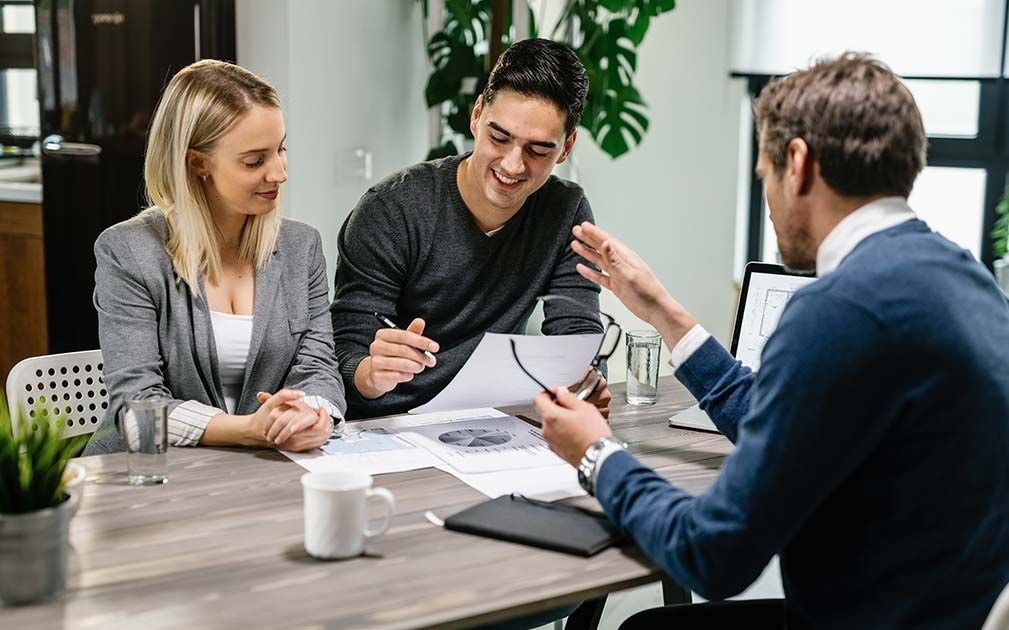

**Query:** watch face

left=577, top=467, right=594, bottom=495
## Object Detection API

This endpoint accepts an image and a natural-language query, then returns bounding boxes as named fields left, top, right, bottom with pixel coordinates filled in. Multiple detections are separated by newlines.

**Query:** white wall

left=237, top=0, right=742, bottom=381
left=572, top=0, right=744, bottom=381
left=236, top=0, right=430, bottom=286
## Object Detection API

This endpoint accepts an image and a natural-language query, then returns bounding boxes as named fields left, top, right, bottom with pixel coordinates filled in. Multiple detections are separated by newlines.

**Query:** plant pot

left=995, top=257, right=1009, bottom=295
left=0, top=495, right=70, bottom=606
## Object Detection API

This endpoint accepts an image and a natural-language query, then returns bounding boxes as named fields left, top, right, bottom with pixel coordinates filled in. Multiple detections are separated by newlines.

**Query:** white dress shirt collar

left=816, top=196, right=917, bottom=277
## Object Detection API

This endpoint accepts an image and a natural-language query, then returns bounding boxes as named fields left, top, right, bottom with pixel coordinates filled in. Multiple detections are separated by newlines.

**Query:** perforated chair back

left=983, top=580, right=1009, bottom=630
left=4, top=350, right=107, bottom=439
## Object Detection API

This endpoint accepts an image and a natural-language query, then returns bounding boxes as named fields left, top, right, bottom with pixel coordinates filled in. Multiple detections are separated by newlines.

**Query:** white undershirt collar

left=816, top=196, right=916, bottom=277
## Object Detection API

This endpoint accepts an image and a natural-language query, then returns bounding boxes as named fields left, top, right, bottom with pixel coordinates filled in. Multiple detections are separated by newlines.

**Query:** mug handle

left=363, top=487, right=396, bottom=540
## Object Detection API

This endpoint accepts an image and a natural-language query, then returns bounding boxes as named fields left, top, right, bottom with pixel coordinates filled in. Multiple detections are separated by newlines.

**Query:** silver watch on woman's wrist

left=577, top=436, right=627, bottom=496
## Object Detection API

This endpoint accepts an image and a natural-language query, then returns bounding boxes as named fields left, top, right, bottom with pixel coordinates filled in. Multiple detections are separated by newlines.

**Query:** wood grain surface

left=0, top=201, right=47, bottom=383
left=3, top=377, right=731, bottom=629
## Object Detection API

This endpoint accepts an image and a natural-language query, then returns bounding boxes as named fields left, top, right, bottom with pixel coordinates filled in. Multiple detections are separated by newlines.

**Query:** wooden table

left=5, top=376, right=732, bottom=629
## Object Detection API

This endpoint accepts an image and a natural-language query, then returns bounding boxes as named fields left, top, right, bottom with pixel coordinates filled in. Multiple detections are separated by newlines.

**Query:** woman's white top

left=210, top=310, right=254, bottom=414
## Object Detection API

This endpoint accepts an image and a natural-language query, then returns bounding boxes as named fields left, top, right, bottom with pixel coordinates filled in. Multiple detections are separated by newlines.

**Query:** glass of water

left=122, top=396, right=168, bottom=485
left=626, top=330, right=662, bottom=405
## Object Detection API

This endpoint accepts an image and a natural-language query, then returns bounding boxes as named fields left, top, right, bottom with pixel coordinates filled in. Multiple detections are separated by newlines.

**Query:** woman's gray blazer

left=82, top=210, right=346, bottom=455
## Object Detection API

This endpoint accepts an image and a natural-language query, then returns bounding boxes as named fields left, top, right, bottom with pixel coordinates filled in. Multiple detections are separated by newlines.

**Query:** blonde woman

left=83, top=60, right=345, bottom=456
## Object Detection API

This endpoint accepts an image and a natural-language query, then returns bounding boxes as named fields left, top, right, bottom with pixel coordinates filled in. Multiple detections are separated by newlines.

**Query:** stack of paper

left=284, top=333, right=598, bottom=500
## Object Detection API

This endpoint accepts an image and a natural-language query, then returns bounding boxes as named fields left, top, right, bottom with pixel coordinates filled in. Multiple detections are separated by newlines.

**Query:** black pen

left=373, top=312, right=437, bottom=361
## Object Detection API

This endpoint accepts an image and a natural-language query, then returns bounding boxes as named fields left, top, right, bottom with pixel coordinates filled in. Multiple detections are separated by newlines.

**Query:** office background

left=2, top=0, right=1007, bottom=622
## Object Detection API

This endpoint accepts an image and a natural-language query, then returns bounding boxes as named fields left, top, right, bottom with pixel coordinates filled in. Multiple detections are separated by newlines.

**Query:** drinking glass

left=626, top=330, right=661, bottom=405
left=122, top=397, right=168, bottom=485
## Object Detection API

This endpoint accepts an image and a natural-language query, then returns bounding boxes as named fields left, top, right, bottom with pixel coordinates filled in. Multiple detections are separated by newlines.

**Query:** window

left=732, top=0, right=1009, bottom=273
left=0, top=0, right=37, bottom=143
left=738, top=75, right=1008, bottom=272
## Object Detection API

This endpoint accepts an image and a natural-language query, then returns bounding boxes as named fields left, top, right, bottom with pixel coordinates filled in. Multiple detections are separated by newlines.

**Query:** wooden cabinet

left=0, top=201, right=47, bottom=385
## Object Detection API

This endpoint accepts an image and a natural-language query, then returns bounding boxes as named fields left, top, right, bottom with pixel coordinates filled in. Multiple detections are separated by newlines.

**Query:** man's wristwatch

left=577, top=436, right=627, bottom=496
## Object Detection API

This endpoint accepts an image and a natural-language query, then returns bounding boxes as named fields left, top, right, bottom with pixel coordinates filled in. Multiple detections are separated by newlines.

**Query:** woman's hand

left=255, top=392, right=332, bottom=452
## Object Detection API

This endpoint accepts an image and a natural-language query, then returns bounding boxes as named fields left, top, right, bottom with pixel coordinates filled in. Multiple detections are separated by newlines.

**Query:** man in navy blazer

left=535, top=53, right=1009, bottom=629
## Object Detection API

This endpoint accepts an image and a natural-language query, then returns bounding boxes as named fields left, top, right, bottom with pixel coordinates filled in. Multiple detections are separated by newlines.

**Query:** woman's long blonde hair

left=144, top=59, right=282, bottom=293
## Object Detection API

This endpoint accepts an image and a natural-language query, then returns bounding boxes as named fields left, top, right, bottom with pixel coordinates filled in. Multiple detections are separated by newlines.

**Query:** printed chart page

left=399, top=415, right=564, bottom=474
left=282, top=408, right=507, bottom=475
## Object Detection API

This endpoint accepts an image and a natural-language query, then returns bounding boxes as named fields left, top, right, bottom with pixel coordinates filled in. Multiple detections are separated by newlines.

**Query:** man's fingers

left=532, top=391, right=558, bottom=417
left=571, top=239, right=604, bottom=268
left=375, top=328, right=440, bottom=354
left=576, top=263, right=611, bottom=290
left=406, top=317, right=426, bottom=336
left=372, top=355, right=427, bottom=374
left=374, top=369, right=416, bottom=386
left=601, top=241, right=625, bottom=268
left=371, top=339, right=436, bottom=367
left=572, top=222, right=612, bottom=250
left=553, top=386, right=580, bottom=406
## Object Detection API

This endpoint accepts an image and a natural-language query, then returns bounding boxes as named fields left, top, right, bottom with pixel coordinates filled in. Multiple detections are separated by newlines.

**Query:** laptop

left=668, top=262, right=817, bottom=432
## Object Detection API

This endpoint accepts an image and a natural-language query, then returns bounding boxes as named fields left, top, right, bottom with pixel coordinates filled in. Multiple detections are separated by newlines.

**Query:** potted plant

left=994, top=187, right=1009, bottom=294
left=0, top=393, right=88, bottom=605
left=421, top=0, right=677, bottom=160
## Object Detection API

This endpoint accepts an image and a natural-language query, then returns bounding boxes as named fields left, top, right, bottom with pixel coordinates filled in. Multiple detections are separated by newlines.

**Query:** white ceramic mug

left=300, top=471, right=395, bottom=559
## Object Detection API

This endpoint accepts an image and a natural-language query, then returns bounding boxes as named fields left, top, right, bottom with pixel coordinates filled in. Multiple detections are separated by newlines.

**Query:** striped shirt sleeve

left=167, top=400, right=224, bottom=446
left=301, top=394, right=346, bottom=431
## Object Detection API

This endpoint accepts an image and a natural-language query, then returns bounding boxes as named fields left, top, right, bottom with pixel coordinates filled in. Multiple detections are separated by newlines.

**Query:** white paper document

left=282, top=408, right=507, bottom=476
left=438, top=464, right=585, bottom=501
left=399, top=415, right=566, bottom=473
left=283, top=407, right=583, bottom=499
left=410, top=332, right=603, bottom=414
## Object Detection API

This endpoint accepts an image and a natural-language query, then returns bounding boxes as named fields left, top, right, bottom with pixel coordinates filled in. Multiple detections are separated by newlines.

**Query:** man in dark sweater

left=535, top=54, right=1009, bottom=628
left=331, top=39, right=608, bottom=419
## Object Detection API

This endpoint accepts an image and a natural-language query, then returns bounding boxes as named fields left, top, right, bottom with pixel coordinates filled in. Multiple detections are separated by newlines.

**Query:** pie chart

left=438, top=428, right=513, bottom=447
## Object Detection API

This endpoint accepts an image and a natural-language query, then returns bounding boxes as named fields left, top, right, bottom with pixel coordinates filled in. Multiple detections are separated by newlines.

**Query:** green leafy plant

left=422, top=0, right=677, bottom=160
left=993, top=186, right=1009, bottom=259
left=0, top=393, right=88, bottom=515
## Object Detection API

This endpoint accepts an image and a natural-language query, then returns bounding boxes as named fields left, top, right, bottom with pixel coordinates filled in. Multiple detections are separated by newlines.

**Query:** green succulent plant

left=0, top=393, right=88, bottom=515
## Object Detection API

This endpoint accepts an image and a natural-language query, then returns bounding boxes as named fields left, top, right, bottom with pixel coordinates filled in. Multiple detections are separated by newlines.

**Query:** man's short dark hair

left=753, top=53, right=927, bottom=198
left=481, top=38, right=588, bottom=137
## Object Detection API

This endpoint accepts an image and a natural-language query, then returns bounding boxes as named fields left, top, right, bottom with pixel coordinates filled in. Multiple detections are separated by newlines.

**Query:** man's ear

left=470, top=95, right=484, bottom=138
left=557, top=129, right=578, bottom=164
left=187, top=149, right=211, bottom=179
left=785, top=138, right=813, bottom=196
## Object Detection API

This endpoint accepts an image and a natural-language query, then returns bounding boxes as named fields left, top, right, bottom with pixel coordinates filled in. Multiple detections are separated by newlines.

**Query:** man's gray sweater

left=331, top=153, right=603, bottom=418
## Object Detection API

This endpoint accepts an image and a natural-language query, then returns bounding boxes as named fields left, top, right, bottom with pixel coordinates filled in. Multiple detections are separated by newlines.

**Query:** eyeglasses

left=510, top=295, right=622, bottom=401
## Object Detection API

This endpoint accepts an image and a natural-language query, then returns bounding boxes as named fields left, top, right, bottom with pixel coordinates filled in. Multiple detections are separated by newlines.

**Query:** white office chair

left=4, top=350, right=107, bottom=439
left=983, top=580, right=1009, bottom=630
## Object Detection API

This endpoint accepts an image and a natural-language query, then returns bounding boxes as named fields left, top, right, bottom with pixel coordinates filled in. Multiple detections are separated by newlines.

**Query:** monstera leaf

left=590, top=83, right=649, bottom=159
left=574, top=14, right=648, bottom=158
left=420, top=0, right=676, bottom=160
left=994, top=187, right=1009, bottom=258
left=441, top=0, right=493, bottom=46
left=426, top=31, right=483, bottom=107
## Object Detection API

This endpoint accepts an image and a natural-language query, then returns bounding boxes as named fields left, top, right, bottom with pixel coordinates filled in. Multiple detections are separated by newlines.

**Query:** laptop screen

left=729, top=263, right=817, bottom=371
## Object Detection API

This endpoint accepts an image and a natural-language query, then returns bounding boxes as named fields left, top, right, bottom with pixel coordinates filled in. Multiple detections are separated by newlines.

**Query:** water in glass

left=122, top=398, right=168, bottom=485
left=626, top=331, right=661, bottom=405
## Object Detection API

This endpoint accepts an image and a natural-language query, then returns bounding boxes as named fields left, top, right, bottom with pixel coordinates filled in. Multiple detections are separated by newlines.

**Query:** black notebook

left=443, top=494, right=623, bottom=557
